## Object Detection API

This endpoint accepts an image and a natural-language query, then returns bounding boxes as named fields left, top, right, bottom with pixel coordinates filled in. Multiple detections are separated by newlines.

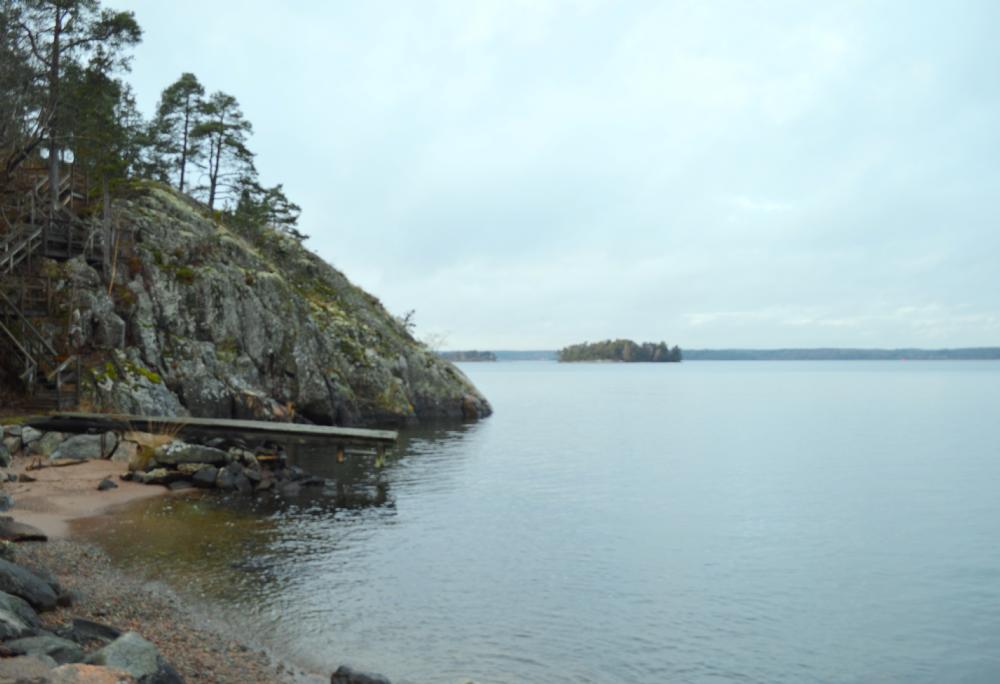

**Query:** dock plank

left=28, top=412, right=397, bottom=446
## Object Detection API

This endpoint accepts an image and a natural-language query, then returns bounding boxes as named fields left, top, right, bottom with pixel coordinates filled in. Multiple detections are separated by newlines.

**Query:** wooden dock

left=27, top=412, right=397, bottom=463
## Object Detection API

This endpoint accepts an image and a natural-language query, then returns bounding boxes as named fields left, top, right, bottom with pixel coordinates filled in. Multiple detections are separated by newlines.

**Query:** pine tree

left=15, top=0, right=140, bottom=210
left=190, top=91, right=254, bottom=211
left=151, top=72, right=204, bottom=192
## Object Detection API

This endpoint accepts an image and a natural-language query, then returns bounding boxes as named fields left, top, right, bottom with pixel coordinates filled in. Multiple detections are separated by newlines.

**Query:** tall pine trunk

left=47, top=6, right=62, bottom=213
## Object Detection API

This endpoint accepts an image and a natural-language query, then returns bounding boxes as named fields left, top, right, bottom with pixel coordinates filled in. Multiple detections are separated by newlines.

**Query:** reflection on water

left=73, top=419, right=485, bottom=678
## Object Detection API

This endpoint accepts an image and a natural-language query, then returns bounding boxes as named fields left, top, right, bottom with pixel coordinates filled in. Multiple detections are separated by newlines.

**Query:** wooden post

left=375, top=445, right=385, bottom=469
left=336, top=445, right=345, bottom=463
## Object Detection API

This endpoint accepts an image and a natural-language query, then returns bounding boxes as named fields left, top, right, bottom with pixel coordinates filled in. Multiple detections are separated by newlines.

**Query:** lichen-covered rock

left=154, top=441, right=228, bottom=466
left=53, top=185, right=491, bottom=426
left=27, top=431, right=66, bottom=458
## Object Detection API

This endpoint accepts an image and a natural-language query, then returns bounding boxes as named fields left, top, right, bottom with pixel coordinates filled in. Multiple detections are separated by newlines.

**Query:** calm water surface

left=76, top=361, right=1000, bottom=683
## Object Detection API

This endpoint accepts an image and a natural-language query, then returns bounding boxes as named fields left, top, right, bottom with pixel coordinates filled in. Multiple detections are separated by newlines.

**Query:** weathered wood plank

left=28, top=412, right=398, bottom=447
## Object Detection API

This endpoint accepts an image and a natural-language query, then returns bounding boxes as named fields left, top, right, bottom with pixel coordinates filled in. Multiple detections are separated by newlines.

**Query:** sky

left=119, top=0, right=1000, bottom=350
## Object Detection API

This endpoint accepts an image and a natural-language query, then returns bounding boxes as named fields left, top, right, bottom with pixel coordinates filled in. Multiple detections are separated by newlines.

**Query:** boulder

left=254, top=478, right=274, bottom=492
left=0, top=606, right=35, bottom=640
left=234, top=473, right=253, bottom=495
left=84, top=631, right=178, bottom=681
left=278, top=482, right=301, bottom=498
left=2, top=435, right=18, bottom=455
left=19, top=426, right=42, bottom=445
left=50, top=663, right=139, bottom=684
left=5, top=634, right=85, bottom=664
left=97, top=478, right=118, bottom=491
left=0, top=559, right=58, bottom=610
left=215, top=466, right=237, bottom=491
left=112, top=440, right=139, bottom=464
left=154, top=442, right=228, bottom=466
left=0, top=444, right=10, bottom=468
left=0, top=492, right=13, bottom=512
left=331, top=665, right=392, bottom=684
left=52, top=432, right=119, bottom=460
left=191, top=466, right=218, bottom=489
left=0, top=590, right=40, bottom=630
left=27, top=431, right=65, bottom=457
left=0, top=516, right=48, bottom=542
left=1, top=425, right=19, bottom=437
left=176, top=462, right=210, bottom=477
left=0, top=655, right=58, bottom=680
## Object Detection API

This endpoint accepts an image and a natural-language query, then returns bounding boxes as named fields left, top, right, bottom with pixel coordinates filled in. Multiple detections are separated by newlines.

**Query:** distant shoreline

left=443, top=348, right=1000, bottom=362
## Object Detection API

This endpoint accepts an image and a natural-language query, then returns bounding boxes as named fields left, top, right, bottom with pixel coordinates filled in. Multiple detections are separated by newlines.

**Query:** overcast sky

left=121, top=0, right=1000, bottom=350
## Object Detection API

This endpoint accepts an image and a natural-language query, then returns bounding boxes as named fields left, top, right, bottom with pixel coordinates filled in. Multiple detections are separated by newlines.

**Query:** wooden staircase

left=0, top=167, right=95, bottom=410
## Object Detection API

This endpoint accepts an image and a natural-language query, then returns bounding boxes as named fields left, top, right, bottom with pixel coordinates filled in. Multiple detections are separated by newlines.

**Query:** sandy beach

left=4, top=452, right=298, bottom=683
left=8, top=458, right=164, bottom=539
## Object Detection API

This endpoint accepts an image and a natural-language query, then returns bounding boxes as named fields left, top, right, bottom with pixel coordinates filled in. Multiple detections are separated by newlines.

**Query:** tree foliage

left=558, top=339, right=682, bottom=363
left=190, top=90, right=253, bottom=211
left=0, top=0, right=309, bottom=248
left=149, top=71, right=203, bottom=192
left=14, top=0, right=140, bottom=206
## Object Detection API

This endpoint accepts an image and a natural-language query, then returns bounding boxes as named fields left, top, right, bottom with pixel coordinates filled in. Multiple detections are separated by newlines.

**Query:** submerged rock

left=331, top=665, right=392, bottom=684
left=191, top=466, right=218, bottom=489
left=97, top=478, right=118, bottom=491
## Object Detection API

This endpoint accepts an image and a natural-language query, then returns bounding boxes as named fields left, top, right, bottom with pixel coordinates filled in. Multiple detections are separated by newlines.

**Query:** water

left=75, top=361, right=1000, bottom=683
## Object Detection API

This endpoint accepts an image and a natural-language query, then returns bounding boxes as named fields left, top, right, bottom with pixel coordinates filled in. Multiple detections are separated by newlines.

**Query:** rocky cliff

left=38, top=184, right=491, bottom=426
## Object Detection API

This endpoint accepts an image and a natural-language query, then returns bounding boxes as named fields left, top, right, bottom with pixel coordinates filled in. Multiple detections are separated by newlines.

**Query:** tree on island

left=558, top=339, right=682, bottom=363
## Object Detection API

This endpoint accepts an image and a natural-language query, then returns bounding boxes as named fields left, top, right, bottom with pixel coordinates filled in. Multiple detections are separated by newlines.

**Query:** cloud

left=123, top=0, right=1000, bottom=348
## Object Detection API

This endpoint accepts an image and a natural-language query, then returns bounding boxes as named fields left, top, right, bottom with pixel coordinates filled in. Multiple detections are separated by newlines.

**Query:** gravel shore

left=13, top=539, right=299, bottom=684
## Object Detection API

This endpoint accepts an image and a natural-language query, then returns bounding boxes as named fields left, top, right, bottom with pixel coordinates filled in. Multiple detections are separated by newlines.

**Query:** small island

left=558, top=339, right=682, bottom=363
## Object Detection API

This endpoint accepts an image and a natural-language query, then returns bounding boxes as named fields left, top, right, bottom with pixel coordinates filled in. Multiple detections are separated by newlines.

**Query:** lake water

left=76, top=361, right=1000, bottom=683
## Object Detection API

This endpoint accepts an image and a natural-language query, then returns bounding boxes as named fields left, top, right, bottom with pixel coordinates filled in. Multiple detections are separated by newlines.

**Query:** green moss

left=175, top=265, right=196, bottom=285
left=216, top=337, right=239, bottom=363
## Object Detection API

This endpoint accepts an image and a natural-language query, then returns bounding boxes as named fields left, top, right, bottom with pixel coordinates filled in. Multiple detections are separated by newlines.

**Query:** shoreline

left=9, top=457, right=165, bottom=539
left=3, top=450, right=310, bottom=683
